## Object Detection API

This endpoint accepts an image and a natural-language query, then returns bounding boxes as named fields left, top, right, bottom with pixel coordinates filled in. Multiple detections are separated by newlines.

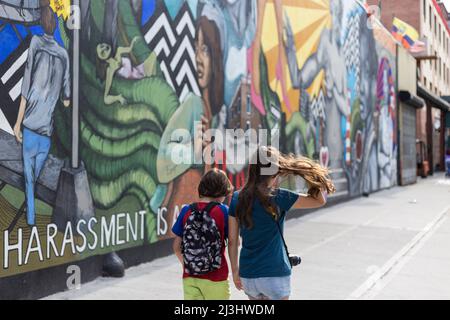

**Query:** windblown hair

left=236, top=147, right=336, bottom=229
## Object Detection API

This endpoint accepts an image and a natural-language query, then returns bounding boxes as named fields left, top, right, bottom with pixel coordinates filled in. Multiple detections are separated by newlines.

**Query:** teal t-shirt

left=229, top=188, right=300, bottom=279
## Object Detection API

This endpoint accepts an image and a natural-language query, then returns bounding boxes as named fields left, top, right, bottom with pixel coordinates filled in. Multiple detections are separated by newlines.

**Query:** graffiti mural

left=0, top=0, right=398, bottom=279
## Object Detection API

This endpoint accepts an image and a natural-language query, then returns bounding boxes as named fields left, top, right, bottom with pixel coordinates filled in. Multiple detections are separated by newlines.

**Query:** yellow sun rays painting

left=262, top=0, right=331, bottom=118
left=50, top=0, right=71, bottom=20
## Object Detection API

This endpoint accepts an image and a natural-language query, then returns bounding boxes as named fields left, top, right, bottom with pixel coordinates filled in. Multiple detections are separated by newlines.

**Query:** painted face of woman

left=195, top=29, right=212, bottom=90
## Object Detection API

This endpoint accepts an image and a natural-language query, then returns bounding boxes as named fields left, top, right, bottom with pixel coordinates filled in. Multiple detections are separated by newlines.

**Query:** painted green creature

left=96, top=36, right=158, bottom=105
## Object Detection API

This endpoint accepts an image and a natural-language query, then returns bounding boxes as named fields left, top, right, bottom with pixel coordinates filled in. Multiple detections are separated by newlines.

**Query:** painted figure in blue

left=13, top=3, right=71, bottom=226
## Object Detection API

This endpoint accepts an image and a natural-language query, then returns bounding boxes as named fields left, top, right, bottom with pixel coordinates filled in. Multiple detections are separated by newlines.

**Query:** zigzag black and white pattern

left=142, top=2, right=200, bottom=103
left=310, top=89, right=326, bottom=121
left=343, top=12, right=361, bottom=92
left=0, top=35, right=30, bottom=135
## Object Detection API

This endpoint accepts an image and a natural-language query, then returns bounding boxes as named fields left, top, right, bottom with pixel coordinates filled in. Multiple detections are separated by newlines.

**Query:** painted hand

left=282, top=13, right=295, bottom=51
left=13, top=122, right=22, bottom=144
left=118, top=94, right=127, bottom=106
left=131, top=36, right=139, bottom=47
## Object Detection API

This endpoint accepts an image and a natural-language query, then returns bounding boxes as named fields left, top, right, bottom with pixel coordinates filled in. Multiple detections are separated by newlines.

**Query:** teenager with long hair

left=228, top=146, right=335, bottom=300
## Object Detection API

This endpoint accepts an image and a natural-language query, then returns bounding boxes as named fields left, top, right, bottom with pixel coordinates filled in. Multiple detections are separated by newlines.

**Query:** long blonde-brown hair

left=236, top=146, right=336, bottom=229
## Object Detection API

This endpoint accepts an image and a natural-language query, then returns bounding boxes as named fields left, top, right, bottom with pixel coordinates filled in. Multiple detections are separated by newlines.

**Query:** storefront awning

left=417, top=84, right=450, bottom=112
left=398, top=90, right=426, bottom=109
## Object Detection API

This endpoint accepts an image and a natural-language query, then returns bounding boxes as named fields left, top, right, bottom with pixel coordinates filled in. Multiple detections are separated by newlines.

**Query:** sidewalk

left=44, top=174, right=450, bottom=300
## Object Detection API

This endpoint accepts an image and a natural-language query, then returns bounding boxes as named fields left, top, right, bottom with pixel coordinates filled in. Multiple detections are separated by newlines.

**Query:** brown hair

left=40, top=1, right=56, bottom=35
left=196, top=16, right=224, bottom=116
left=236, top=147, right=336, bottom=229
left=198, top=169, right=233, bottom=199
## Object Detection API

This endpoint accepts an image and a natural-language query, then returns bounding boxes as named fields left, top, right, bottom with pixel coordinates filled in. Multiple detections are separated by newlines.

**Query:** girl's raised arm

left=292, top=189, right=327, bottom=210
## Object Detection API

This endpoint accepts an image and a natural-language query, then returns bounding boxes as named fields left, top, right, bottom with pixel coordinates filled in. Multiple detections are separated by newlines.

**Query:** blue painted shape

left=14, top=23, right=28, bottom=39
left=53, top=24, right=64, bottom=47
left=28, top=24, right=44, bottom=36
left=347, top=69, right=357, bottom=106
left=164, top=0, right=183, bottom=20
left=0, top=24, right=20, bottom=65
left=141, top=0, right=156, bottom=26
left=187, top=0, right=198, bottom=18
left=341, top=116, right=347, bottom=139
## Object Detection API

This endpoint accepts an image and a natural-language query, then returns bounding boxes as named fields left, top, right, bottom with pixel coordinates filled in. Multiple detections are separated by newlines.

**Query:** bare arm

left=299, top=32, right=328, bottom=89
left=15, top=38, right=35, bottom=143
left=283, top=13, right=302, bottom=88
left=13, top=96, right=27, bottom=143
left=114, top=36, right=139, bottom=60
left=172, top=236, right=183, bottom=265
left=228, top=216, right=243, bottom=290
left=292, top=190, right=327, bottom=209
left=104, top=38, right=139, bottom=106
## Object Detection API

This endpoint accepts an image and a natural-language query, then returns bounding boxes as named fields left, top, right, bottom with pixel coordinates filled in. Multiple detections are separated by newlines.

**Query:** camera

left=289, top=255, right=302, bottom=267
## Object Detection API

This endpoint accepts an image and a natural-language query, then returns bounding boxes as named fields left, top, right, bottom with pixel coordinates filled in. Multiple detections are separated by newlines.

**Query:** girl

left=228, top=146, right=335, bottom=300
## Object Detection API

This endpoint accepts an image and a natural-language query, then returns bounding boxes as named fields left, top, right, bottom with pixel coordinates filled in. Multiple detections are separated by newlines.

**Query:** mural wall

left=0, top=0, right=398, bottom=278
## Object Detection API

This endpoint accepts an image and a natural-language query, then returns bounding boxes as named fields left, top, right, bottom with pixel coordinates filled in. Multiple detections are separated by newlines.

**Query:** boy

left=172, top=169, right=233, bottom=300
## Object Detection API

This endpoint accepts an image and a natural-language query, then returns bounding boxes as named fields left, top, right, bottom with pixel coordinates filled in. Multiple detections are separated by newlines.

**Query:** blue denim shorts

left=241, top=276, right=291, bottom=300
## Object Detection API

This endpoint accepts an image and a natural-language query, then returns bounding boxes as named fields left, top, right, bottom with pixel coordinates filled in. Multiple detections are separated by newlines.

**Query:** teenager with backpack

left=172, top=169, right=233, bottom=300
left=228, top=146, right=336, bottom=300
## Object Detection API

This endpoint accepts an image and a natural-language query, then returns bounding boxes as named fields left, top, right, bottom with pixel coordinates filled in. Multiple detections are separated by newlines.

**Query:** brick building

left=367, top=0, right=450, bottom=174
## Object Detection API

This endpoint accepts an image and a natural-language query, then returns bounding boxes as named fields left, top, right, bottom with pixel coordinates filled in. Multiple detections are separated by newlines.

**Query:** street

left=44, top=173, right=450, bottom=300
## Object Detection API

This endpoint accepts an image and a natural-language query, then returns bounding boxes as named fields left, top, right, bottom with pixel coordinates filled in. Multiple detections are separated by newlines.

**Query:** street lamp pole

left=72, top=0, right=80, bottom=169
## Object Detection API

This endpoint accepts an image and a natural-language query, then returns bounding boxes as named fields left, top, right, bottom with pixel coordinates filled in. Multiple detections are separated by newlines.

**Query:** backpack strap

left=190, top=202, right=219, bottom=214
left=204, top=202, right=219, bottom=214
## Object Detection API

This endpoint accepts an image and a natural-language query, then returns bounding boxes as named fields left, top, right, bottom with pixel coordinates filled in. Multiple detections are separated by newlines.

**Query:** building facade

left=368, top=0, right=450, bottom=173
left=1, top=0, right=399, bottom=299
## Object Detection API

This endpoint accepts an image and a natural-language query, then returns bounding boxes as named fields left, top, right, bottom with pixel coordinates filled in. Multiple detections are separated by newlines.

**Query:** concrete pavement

left=44, top=174, right=450, bottom=300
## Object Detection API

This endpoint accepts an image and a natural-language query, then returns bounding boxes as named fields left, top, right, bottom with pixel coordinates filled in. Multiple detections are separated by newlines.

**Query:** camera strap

left=273, top=207, right=291, bottom=261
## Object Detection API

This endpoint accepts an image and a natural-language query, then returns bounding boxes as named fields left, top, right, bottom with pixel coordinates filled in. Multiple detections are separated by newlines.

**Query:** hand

left=232, top=271, right=243, bottom=291
left=118, top=95, right=127, bottom=106
left=13, top=122, right=22, bottom=144
left=131, top=36, right=139, bottom=47
left=282, top=12, right=295, bottom=50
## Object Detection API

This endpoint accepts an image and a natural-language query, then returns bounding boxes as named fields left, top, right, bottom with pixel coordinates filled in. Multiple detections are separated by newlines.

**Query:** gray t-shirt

left=21, top=34, right=71, bottom=137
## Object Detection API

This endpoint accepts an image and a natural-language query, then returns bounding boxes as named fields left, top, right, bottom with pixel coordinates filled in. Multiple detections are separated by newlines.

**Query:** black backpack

left=182, top=202, right=223, bottom=276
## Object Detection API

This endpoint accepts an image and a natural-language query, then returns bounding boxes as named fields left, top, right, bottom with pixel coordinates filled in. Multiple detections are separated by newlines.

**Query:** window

left=423, top=0, right=426, bottom=19
left=424, top=77, right=427, bottom=87
left=246, top=94, right=251, bottom=114
left=444, top=64, right=446, bottom=82
left=435, top=51, right=438, bottom=71
left=430, top=6, right=432, bottom=28
left=434, top=16, right=437, bottom=36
